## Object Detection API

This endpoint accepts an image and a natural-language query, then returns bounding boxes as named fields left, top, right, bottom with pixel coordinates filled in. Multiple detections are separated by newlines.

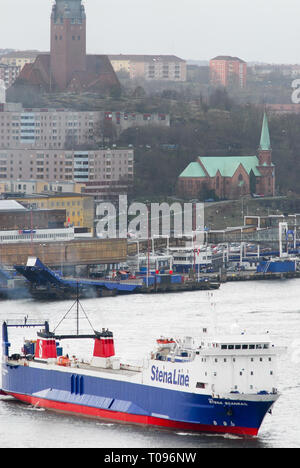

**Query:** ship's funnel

left=35, top=323, right=57, bottom=363
left=91, top=329, right=116, bottom=368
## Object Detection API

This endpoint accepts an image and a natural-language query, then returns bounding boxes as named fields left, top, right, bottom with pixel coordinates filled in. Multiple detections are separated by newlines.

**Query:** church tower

left=50, top=0, right=87, bottom=90
left=258, top=111, right=272, bottom=165
left=257, top=112, right=275, bottom=196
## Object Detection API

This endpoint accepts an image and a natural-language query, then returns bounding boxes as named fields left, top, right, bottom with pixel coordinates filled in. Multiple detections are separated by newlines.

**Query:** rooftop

left=211, top=56, right=246, bottom=63
left=179, top=156, right=261, bottom=179
left=0, top=200, right=27, bottom=211
left=1, top=50, right=42, bottom=59
left=109, top=54, right=185, bottom=63
left=259, top=112, right=271, bottom=151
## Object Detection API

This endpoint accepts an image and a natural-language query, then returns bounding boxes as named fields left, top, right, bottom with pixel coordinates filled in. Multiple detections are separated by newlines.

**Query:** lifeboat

left=156, top=338, right=175, bottom=345
left=57, top=356, right=70, bottom=367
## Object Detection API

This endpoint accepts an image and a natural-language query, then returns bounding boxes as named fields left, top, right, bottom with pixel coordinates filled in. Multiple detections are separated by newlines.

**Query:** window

left=196, top=382, right=205, bottom=389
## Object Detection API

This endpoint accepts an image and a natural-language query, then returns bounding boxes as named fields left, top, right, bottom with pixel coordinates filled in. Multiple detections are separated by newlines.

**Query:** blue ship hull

left=1, top=362, right=275, bottom=436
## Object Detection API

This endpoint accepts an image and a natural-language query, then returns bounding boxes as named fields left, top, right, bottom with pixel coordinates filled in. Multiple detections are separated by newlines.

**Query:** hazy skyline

left=0, top=0, right=299, bottom=64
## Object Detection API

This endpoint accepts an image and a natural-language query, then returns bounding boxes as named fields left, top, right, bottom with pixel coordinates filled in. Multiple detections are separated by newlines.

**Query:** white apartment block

left=0, top=64, right=21, bottom=88
left=0, top=103, right=170, bottom=149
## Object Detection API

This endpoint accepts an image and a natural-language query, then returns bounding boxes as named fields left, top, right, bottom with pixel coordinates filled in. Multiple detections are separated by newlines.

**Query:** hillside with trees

left=115, top=92, right=300, bottom=199
left=7, top=78, right=300, bottom=200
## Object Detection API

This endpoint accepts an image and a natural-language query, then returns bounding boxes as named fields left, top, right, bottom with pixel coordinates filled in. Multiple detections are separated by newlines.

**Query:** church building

left=178, top=113, right=275, bottom=200
left=8, top=0, right=120, bottom=95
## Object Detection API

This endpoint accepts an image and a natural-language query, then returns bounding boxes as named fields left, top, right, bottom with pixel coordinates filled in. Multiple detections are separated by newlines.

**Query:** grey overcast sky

left=0, top=0, right=299, bottom=63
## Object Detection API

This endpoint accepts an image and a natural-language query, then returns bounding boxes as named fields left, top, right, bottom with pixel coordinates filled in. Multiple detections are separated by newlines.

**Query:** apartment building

left=0, top=80, right=5, bottom=104
left=109, top=55, right=187, bottom=82
left=0, top=64, right=21, bottom=88
left=0, top=148, right=133, bottom=182
left=7, top=193, right=95, bottom=231
left=209, top=56, right=247, bottom=89
left=0, top=180, right=85, bottom=196
left=0, top=103, right=170, bottom=149
left=0, top=51, right=39, bottom=70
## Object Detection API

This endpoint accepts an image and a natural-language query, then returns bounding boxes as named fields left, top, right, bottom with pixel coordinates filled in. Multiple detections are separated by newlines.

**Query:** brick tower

left=50, top=0, right=87, bottom=90
left=256, top=112, right=275, bottom=196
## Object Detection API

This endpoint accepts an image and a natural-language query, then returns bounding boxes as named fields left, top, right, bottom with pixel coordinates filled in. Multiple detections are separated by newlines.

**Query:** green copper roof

left=199, top=156, right=262, bottom=177
left=179, top=156, right=262, bottom=179
left=179, top=162, right=206, bottom=178
left=259, top=112, right=271, bottom=151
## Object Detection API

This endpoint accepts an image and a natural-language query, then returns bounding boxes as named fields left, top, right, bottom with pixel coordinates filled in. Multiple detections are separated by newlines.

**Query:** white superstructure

left=143, top=332, right=285, bottom=398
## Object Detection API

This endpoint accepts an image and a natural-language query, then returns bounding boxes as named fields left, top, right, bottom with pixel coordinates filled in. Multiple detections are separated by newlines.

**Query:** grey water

left=0, top=279, right=299, bottom=448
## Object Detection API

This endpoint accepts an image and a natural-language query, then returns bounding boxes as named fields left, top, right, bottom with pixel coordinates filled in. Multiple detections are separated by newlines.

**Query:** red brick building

left=178, top=113, right=275, bottom=200
left=209, top=56, right=247, bottom=89
left=8, top=0, right=119, bottom=94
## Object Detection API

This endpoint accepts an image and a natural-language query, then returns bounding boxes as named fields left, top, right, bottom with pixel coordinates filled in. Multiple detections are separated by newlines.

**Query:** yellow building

left=109, top=58, right=131, bottom=74
left=0, top=51, right=39, bottom=70
left=16, top=193, right=94, bottom=233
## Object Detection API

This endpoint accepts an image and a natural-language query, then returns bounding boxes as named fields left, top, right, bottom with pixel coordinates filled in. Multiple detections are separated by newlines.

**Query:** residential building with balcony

left=209, top=56, right=247, bottom=89
left=109, top=55, right=187, bottom=81
left=0, top=104, right=170, bottom=149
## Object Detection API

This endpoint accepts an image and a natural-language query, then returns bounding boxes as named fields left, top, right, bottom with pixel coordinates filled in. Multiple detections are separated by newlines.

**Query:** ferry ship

left=0, top=308, right=284, bottom=436
left=171, top=247, right=213, bottom=273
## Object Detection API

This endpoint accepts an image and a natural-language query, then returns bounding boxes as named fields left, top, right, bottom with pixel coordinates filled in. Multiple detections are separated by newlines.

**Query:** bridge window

left=196, top=382, right=206, bottom=389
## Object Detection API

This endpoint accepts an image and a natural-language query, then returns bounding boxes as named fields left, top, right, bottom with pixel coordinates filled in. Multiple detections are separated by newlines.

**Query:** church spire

left=259, top=112, right=271, bottom=151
